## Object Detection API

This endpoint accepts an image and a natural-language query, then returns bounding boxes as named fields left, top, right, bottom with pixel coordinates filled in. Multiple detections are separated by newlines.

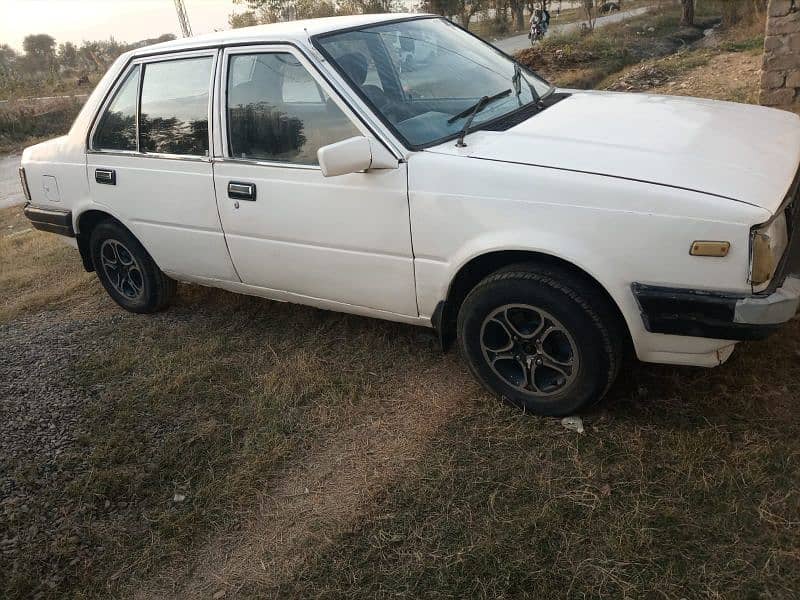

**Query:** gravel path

left=0, top=312, right=121, bottom=591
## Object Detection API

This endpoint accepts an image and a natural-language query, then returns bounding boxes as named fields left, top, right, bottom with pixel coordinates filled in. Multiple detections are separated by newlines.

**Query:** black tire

left=89, top=220, right=176, bottom=313
left=457, top=263, right=623, bottom=416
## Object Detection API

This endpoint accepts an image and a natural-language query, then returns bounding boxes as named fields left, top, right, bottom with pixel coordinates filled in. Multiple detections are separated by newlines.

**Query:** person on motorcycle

left=529, top=6, right=551, bottom=38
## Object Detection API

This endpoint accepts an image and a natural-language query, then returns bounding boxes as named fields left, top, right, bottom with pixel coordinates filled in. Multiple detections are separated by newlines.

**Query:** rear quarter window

left=93, top=65, right=140, bottom=151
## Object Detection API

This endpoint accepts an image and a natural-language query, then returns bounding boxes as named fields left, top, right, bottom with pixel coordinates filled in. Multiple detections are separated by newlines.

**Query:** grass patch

left=1, top=263, right=439, bottom=597
left=0, top=207, right=94, bottom=323
left=1, top=8, right=792, bottom=597
left=517, top=8, right=717, bottom=89
left=275, top=340, right=800, bottom=598
left=719, top=34, right=764, bottom=54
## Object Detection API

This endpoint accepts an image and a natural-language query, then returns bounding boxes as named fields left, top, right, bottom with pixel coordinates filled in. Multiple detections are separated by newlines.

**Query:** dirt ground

left=607, top=47, right=762, bottom=104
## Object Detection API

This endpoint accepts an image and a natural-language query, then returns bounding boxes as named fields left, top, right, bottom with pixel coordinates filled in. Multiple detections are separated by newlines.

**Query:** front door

left=213, top=46, right=417, bottom=317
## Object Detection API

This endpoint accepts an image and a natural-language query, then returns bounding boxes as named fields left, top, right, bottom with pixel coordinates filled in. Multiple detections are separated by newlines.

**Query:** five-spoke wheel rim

left=100, top=239, right=144, bottom=301
left=480, top=304, right=579, bottom=397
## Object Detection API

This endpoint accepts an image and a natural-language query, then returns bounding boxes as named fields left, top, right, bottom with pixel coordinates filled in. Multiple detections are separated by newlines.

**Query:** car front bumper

left=632, top=276, right=800, bottom=341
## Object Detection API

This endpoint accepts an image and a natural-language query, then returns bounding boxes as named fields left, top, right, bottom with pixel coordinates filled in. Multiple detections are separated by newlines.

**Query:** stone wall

left=761, top=0, right=800, bottom=107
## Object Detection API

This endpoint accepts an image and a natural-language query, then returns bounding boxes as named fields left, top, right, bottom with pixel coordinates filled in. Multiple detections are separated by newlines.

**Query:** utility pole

left=174, top=0, right=193, bottom=38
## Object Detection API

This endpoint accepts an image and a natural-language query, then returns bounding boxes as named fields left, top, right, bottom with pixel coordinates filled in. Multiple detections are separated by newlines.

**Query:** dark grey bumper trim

left=23, top=204, right=74, bottom=237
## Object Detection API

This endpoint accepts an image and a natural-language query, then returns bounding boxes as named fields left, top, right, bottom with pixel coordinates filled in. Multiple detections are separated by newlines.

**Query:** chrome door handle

left=228, top=181, right=256, bottom=201
left=95, top=169, right=116, bottom=185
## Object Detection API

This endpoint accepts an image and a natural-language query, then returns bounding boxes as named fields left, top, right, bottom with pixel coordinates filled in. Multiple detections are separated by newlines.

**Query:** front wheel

left=90, top=221, right=176, bottom=313
left=457, top=264, right=623, bottom=416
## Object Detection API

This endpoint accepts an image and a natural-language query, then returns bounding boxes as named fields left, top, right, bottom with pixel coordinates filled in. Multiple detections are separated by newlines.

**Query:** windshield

left=316, top=17, right=552, bottom=148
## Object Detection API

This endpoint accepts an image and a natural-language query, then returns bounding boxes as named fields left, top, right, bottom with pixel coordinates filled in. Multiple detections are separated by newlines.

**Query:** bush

left=0, top=98, right=83, bottom=150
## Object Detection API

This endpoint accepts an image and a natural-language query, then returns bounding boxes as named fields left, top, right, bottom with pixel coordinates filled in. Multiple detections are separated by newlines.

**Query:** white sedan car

left=20, top=14, right=800, bottom=415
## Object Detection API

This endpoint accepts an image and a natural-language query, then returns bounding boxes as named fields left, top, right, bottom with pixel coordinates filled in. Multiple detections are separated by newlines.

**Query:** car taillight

left=18, top=167, right=31, bottom=202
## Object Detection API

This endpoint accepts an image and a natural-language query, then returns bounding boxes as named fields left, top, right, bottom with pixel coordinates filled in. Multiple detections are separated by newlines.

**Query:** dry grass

left=516, top=7, right=714, bottom=89
left=2, top=9, right=799, bottom=598
left=0, top=207, right=95, bottom=322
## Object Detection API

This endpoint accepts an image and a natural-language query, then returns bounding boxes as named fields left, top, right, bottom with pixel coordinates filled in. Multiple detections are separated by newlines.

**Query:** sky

left=0, top=0, right=241, bottom=50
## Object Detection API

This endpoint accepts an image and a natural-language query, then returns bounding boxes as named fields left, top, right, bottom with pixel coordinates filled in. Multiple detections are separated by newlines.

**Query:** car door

left=212, top=45, right=417, bottom=317
left=87, top=50, right=238, bottom=282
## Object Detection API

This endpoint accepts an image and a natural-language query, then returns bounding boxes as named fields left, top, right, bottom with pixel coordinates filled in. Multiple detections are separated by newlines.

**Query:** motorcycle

left=528, top=22, right=546, bottom=45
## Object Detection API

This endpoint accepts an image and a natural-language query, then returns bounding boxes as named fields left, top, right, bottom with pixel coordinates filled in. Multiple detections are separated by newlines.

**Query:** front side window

left=227, top=52, right=360, bottom=165
left=317, top=18, right=552, bottom=148
left=139, top=57, right=213, bottom=156
left=93, top=65, right=140, bottom=151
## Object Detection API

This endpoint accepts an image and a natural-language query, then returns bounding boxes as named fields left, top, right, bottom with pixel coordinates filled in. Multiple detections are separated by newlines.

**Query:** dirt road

left=0, top=154, right=23, bottom=209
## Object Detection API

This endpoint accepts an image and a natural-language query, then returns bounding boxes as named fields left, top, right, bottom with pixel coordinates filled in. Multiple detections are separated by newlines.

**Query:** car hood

left=430, top=91, right=800, bottom=214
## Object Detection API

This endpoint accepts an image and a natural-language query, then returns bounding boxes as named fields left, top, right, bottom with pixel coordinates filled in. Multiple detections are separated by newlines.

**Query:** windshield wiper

left=512, top=61, right=540, bottom=105
left=513, top=62, right=522, bottom=98
left=448, top=88, right=512, bottom=148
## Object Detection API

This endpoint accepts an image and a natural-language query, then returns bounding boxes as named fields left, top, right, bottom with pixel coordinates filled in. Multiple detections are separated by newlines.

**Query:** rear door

left=87, top=50, right=238, bottom=283
left=212, top=45, right=417, bottom=316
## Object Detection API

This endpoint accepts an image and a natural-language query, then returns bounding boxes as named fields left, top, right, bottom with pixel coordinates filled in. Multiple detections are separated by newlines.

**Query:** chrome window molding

left=88, top=149, right=211, bottom=163
left=212, top=156, right=320, bottom=170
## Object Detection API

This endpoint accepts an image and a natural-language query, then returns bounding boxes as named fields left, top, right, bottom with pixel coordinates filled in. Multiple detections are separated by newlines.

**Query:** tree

left=581, top=0, right=597, bottom=32
left=231, top=0, right=342, bottom=23
left=22, top=33, right=56, bottom=72
left=58, top=42, right=78, bottom=69
left=680, top=0, right=694, bottom=27
left=509, top=0, right=525, bottom=31
left=0, top=44, right=18, bottom=76
left=229, top=10, right=259, bottom=28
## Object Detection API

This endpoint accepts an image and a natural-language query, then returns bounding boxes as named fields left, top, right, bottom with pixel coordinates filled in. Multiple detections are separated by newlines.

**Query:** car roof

left=132, top=12, right=429, bottom=56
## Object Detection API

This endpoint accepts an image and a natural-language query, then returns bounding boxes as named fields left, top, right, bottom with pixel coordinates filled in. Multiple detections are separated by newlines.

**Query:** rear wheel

left=90, top=221, right=176, bottom=313
left=457, top=264, right=623, bottom=416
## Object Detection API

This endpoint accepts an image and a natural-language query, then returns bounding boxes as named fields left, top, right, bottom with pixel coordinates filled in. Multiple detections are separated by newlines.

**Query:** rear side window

left=226, top=53, right=359, bottom=165
left=139, top=57, right=213, bottom=156
left=93, top=65, right=140, bottom=151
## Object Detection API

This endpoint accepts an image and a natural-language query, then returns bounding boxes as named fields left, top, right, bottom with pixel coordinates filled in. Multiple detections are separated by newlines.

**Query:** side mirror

left=317, top=136, right=372, bottom=178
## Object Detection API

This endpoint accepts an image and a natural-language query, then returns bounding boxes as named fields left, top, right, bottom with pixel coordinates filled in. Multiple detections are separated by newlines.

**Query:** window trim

left=88, top=49, right=218, bottom=161
left=88, top=63, right=141, bottom=155
left=219, top=44, right=369, bottom=169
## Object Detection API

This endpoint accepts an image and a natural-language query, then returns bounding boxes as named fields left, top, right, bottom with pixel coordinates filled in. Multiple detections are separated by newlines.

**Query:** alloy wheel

left=100, top=239, right=145, bottom=301
left=480, top=303, right=579, bottom=397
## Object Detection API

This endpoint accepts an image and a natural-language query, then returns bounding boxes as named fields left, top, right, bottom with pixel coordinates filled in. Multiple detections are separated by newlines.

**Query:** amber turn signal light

left=690, top=241, right=730, bottom=257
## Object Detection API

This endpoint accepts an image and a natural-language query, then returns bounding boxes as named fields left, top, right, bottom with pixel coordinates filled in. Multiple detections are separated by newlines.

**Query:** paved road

left=493, top=5, right=653, bottom=54
left=0, top=154, right=23, bottom=209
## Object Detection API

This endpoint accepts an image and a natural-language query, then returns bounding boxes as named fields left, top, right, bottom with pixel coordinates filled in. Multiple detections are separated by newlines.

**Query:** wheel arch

left=433, top=249, right=632, bottom=353
left=74, top=208, right=131, bottom=272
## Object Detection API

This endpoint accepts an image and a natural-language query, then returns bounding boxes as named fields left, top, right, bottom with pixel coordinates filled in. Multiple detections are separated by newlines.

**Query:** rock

left=561, top=416, right=585, bottom=434
left=763, top=70, right=787, bottom=89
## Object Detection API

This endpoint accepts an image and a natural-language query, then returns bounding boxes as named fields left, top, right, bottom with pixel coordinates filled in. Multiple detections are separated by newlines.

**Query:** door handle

left=95, top=168, right=116, bottom=185
left=228, top=181, right=256, bottom=201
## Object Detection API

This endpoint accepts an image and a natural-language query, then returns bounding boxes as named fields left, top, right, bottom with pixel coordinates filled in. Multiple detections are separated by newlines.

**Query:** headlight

left=750, top=211, right=788, bottom=287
